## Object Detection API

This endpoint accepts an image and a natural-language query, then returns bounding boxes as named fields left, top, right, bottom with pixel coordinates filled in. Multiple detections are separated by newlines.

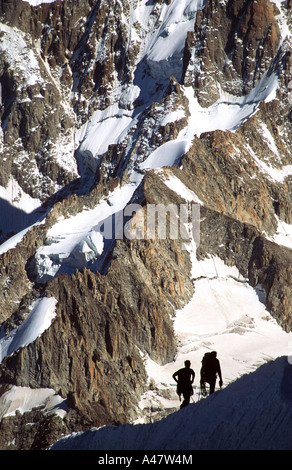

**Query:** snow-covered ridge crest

left=50, top=356, right=292, bottom=450
left=0, top=297, right=57, bottom=363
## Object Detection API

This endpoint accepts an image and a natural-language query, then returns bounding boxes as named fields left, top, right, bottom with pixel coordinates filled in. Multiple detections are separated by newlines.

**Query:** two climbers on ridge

left=172, top=352, right=223, bottom=408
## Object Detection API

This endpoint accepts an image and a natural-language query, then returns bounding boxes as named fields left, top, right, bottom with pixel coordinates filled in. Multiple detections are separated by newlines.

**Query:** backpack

left=201, top=352, right=213, bottom=368
left=201, top=352, right=217, bottom=381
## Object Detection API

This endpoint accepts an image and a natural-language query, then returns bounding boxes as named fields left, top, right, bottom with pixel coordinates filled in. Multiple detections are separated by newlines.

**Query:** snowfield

left=137, top=256, right=292, bottom=419
left=23, top=0, right=62, bottom=5
left=0, top=386, right=67, bottom=421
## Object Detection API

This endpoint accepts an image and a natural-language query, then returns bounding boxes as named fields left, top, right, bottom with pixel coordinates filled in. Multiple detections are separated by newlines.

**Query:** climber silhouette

left=200, top=351, right=223, bottom=396
left=173, top=360, right=195, bottom=409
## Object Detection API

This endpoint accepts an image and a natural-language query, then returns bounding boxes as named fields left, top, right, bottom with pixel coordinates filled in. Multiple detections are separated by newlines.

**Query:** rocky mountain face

left=0, top=0, right=291, bottom=449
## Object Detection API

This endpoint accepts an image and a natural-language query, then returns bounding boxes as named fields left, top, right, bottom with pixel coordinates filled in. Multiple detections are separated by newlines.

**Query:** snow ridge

left=50, top=356, right=292, bottom=450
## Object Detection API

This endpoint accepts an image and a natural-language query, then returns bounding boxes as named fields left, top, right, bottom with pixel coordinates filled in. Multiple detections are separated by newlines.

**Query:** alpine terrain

left=0, top=0, right=291, bottom=450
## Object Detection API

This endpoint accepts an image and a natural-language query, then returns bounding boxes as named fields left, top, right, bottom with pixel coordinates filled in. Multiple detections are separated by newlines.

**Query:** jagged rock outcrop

left=183, top=0, right=283, bottom=105
left=0, top=396, right=65, bottom=450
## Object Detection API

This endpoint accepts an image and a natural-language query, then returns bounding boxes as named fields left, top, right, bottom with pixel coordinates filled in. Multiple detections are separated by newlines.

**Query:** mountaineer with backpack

left=200, top=351, right=223, bottom=396
left=173, top=360, right=195, bottom=409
